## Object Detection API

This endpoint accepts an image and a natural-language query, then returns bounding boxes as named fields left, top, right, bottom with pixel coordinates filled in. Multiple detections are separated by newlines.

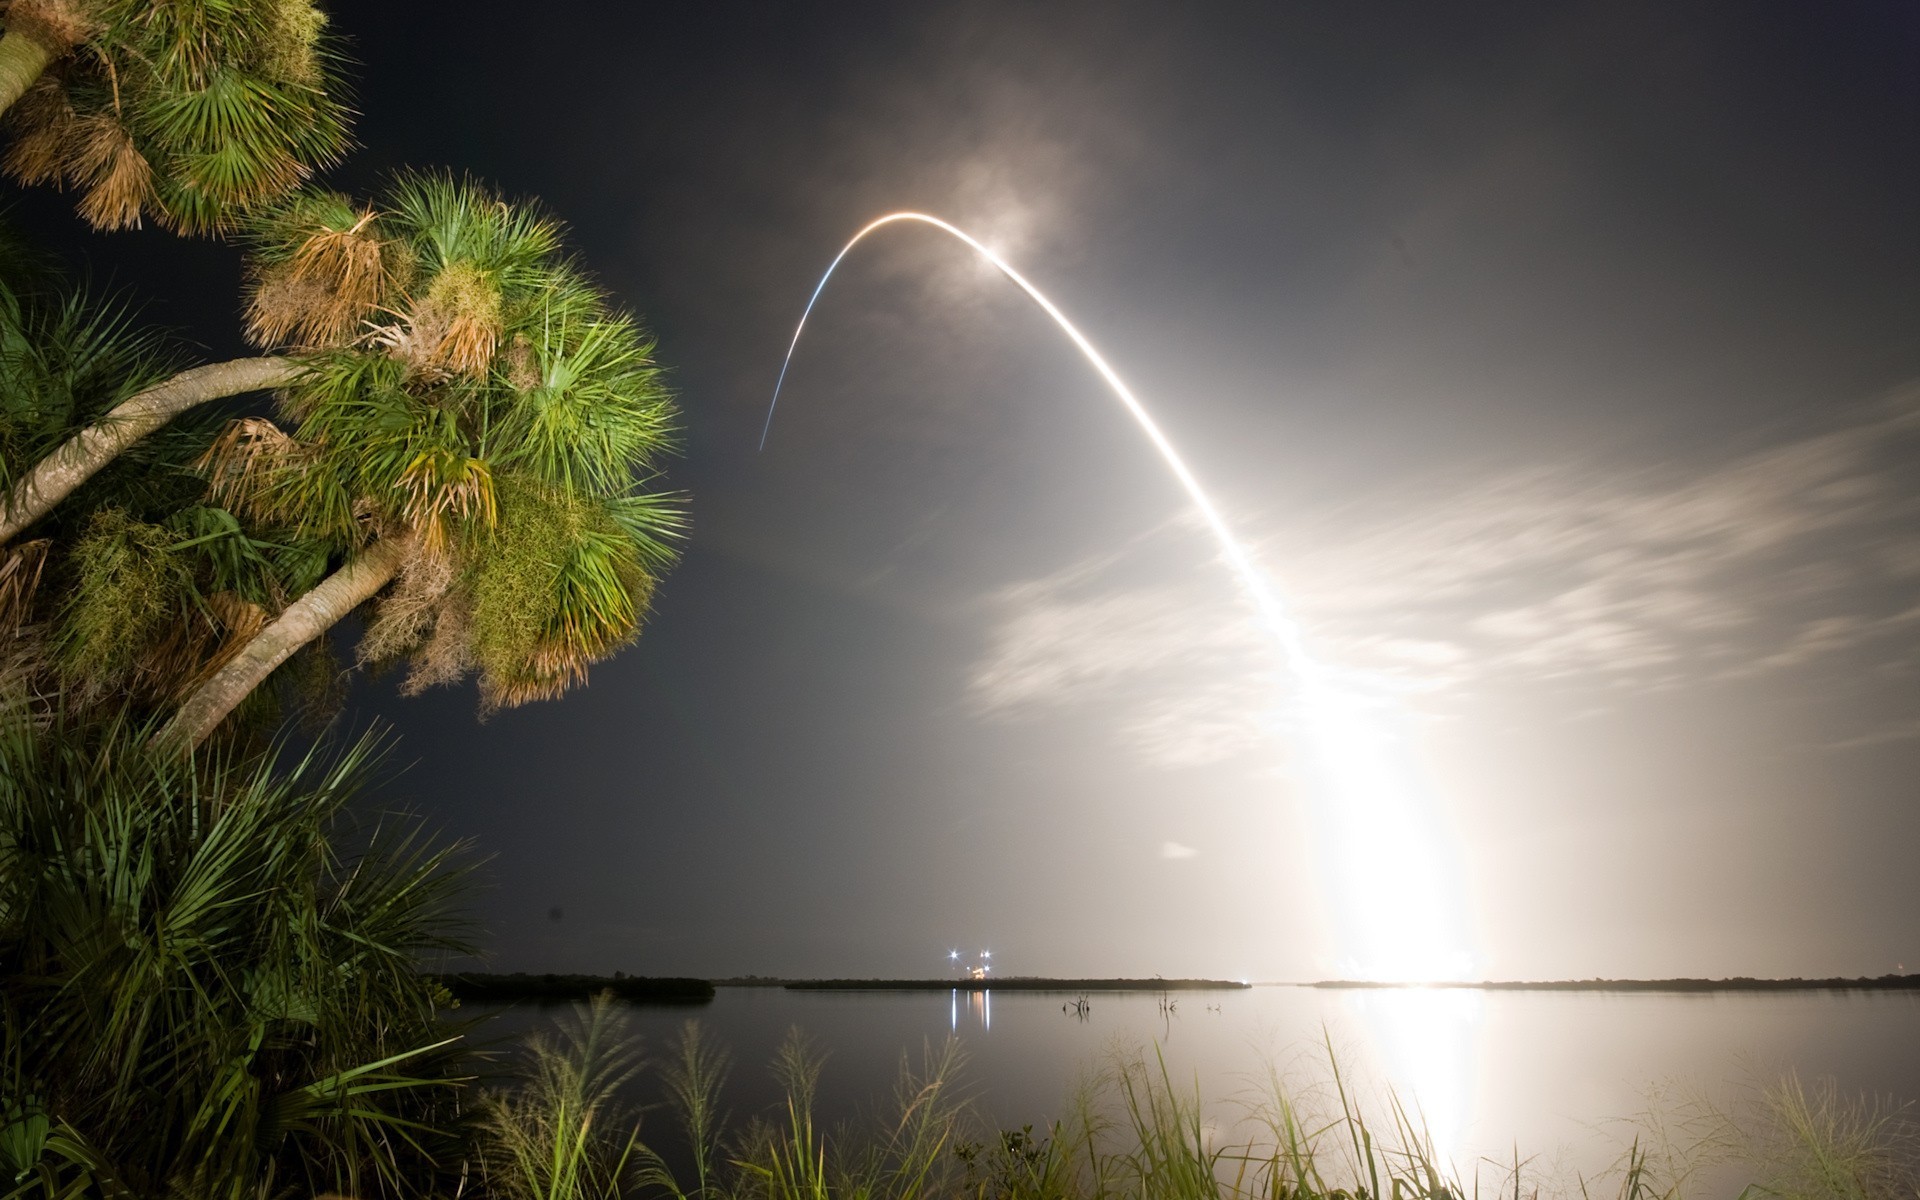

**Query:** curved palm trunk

left=156, top=537, right=410, bottom=750
left=0, top=30, right=55, bottom=116
left=0, top=356, right=295, bottom=545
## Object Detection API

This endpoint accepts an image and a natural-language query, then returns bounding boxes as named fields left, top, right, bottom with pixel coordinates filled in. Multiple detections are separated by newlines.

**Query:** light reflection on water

left=950, top=987, right=992, bottom=1032
left=476, top=984, right=1919, bottom=1187
left=1343, top=987, right=1482, bottom=1169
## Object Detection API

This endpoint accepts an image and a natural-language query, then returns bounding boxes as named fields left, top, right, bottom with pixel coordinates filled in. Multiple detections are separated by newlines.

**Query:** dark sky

left=20, top=0, right=1920, bottom=980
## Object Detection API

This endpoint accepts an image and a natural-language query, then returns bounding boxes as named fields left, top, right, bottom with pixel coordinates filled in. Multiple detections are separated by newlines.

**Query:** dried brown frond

left=243, top=267, right=331, bottom=349
left=0, top=539, right=50, bottom=638
left=435, top=312, right=497, bottom=378
left=246, top=215, right=385, bottom=348
left=503, top=333, right=539, bottom=391
left=0, top=620, right=52, bottom=713
left=277, top=211, right=385, bottom=343
left=367, top=311, right=448, bottom=383
left=3, top=0, right=98, bottom=51
left=69, top=111, right=153, bottom=230
left=401, top=590, right=473, bottom=695
left=2, top=76, right=76, bottom=186
left=197, top=417, right=303, bottom=522
left=359, top=544, right=456, bottom=666
left=138, top=597, right=239, bottom=702
left=289, top=213, right=384, bottom=292
left=478, top=656, right=579, bottom=713
left=206, top=590, right=267, bottom=643
left=396, top=451, right=495, bottom=555
left=391, top=262, right=502, bottom=379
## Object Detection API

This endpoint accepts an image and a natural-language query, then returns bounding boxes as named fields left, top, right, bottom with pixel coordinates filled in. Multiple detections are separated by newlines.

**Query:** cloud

left=966, top=390, right=1920, bottom=763
left=1160, top=841, right=1199, bottom=860
left=966, top=525, right=1284, bottom=768
left=1271, top=391, right=1920, bottom=691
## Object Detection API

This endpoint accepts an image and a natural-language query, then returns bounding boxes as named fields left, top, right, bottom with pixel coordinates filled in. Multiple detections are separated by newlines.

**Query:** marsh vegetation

left=461, top=996, right=1920, bottom=1200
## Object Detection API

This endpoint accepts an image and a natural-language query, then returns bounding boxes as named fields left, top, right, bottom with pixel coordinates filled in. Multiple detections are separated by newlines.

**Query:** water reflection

left=951, top=987, right=991, bottom=1032
left=936, top=984, right=1477, bottom=1164
left=477, top=985, right=1920, bottom=1188
left=1340, top=987, right=1482, bottom=1170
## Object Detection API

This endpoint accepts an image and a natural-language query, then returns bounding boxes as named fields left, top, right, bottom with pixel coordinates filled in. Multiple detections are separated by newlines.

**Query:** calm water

left=475, top=985, right=1920, bottom=1188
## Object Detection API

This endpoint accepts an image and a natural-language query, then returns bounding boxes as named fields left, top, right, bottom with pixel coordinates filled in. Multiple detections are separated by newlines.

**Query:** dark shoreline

left=783, top=978, right=1252, bottom=992
left=437, top=973, right=715, bottom=1003
left=1305, top=975, right=1920, bottom=993
left=435, top=973, right=1919, bottom=1001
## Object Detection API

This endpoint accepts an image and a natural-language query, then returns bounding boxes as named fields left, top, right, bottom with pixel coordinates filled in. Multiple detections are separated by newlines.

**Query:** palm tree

left=0, top=214, right=178, bottom=533
left=0, top=710, right=473, bottom=1198
left=155, top=173, right=683, bottom=748
left=0, top=0, right=350, bottom=233
left=0, top=353, right=297, bottom=545
left=0, top=219, right=333, bottom=726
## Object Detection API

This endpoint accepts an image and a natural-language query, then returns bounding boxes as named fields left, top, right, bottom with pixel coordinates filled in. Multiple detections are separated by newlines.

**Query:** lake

left=472, top=984, right=1920, bottom=1191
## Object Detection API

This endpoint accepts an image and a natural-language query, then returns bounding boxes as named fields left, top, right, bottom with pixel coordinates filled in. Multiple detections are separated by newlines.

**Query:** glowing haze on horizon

left=761, top=212, right=1470, bottom=981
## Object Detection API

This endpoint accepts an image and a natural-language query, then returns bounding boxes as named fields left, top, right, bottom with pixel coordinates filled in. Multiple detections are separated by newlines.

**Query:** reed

left=489, top=1012, right=1918, bottom=1200
left=474, top=993, right=647, bottom=1200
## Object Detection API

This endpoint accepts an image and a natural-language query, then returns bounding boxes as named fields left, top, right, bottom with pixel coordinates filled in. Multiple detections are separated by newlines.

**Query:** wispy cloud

left=966, top=528, right=1281, bottom=768
left=1160, top=841, right=1199, bottom=860
left=967, top=391, right=1920, bottom=763
left=1277, top=392, right=1920, bottom=689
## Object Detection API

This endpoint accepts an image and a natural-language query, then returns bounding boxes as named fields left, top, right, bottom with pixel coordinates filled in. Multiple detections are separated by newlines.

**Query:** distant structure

left=946, top=948, right=994, bottom=980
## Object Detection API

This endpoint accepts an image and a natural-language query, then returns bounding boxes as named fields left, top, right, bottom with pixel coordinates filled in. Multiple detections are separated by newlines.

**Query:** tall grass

left=476, top=993, right=648, bottom=1200
left=636, top=1019, right=734, bottom=1200
left=468, top=1007, right=1920, bottom=1200
left=1609, top=1069, right=1920, bottom=1200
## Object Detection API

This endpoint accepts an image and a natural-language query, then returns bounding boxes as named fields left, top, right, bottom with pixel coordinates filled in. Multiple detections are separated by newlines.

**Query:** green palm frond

left=0, top=250, right=180, bottom=493
left=489, top=314, right=675, bottom=495
left=603, top=486, right=685, bottom=572
left=1, top=0, right=354, bottom=234
left=385, top=170, right=563, bottom=286
left=192, top=173, right=687, bottom=718
left=465, top=474, right=653, bottom=708
left=0, top=710, right=472, bottom=1196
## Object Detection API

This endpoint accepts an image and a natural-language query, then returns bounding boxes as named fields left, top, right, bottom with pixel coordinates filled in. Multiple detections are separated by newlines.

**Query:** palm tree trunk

left=156, top=536, right=411, bottom=751
left=0, top=356, right=296, bottom=545
left=0, top=30, right=55, bottom=116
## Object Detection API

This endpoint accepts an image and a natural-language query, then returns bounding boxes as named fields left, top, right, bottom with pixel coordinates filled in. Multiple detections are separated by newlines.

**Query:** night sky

left=18, top=1, right=1920, bottom=980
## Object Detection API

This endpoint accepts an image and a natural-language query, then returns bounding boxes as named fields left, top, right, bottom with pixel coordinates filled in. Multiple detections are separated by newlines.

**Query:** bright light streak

left=760, top=212, right=1470, bottom=983
left=1349, top=988, right=1481, bottom=1170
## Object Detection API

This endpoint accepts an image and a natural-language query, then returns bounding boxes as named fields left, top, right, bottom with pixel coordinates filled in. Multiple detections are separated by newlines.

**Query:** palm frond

left=384, top=171, right=562, bottom=285
left=5, top=0, right=355, bottom=233
left=245, top=193, right=389, bottom=348
left=1, top=75, right=79, bottom=186
left=68, top=109, right=155, bottom=231
left=488, top=313, right=676, bottom=496
left=0, top=711, right=473, bottom=1195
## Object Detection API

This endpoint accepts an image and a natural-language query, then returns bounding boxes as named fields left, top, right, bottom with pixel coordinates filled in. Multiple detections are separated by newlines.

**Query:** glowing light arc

left=759, top=212, right=1319, bottom=682
left=759, top=212, right=1470, bottom=984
